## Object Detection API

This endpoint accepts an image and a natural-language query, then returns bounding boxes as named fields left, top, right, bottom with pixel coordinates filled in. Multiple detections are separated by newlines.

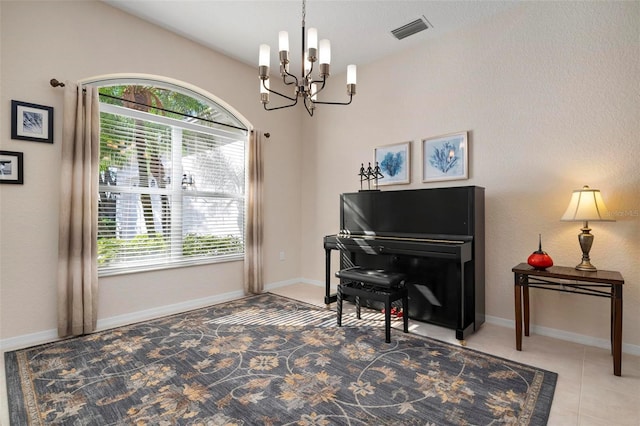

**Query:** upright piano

left=323, top=186, right=485, bottom=341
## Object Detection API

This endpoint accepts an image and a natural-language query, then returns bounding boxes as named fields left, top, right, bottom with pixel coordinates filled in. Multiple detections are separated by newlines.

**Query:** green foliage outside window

left=182, top=233, right=244, bottom=257
left=97, top=234, right=243, bottom=266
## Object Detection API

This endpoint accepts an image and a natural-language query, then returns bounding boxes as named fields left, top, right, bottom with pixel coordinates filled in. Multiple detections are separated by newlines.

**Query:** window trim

left=93, top=75, right=251, bottom=276
left=83, top=73, right=250, bottom=133
left=98, top=253, right=244, bottom=278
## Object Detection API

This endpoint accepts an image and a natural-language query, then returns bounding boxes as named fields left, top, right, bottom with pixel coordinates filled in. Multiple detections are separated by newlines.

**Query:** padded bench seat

left=336, top=267, right=409, bottom=343
left=336, top=267, right=408, bottom=289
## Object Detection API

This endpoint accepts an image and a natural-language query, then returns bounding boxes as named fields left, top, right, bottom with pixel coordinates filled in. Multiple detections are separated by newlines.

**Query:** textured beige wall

left=0, top=0, right=303, bottom=340
left=300, top=2, right=640, bottom=348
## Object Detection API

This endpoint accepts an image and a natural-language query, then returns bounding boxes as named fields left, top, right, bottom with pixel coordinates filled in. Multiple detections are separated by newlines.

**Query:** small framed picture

left=11, top=100, right=54, bottom=143
left=422, top=131, right=468, bottom=182
left=0, top=150, right=24, bottom=184
left=374, top=141, right=411, bottom=185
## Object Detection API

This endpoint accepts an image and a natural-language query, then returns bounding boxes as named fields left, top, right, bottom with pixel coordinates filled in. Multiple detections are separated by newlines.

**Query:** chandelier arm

left=305, top=60, right=315, bottom=81
left=311, top=94, right=354, bottom=106
left=309, top=77, right=327, bottom=98
left=263, top=97, right=299, bottom=111
left=303, top=98, right=315, bottom=116
left=281, top=69, right=299, bottom=86
left=310, top=74, right=328, bottom=85
left=282, top=76, right=297, bottom=86
left=262, top=79, right=298, bottom=102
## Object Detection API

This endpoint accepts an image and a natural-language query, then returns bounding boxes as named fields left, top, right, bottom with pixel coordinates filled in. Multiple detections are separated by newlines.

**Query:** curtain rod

left=50, top=78, right=251, bottom=134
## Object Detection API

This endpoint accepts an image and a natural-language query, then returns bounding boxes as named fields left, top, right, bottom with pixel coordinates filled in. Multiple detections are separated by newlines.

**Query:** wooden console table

left=512, top=263, right=624, bottom=376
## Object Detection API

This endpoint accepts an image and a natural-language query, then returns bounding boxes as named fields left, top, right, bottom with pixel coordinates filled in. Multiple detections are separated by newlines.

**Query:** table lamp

left=561, top=185, right=614, bottom=271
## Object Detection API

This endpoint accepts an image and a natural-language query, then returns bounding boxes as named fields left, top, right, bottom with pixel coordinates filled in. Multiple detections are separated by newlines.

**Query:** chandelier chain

left=302, top=0, right=306, bottom=26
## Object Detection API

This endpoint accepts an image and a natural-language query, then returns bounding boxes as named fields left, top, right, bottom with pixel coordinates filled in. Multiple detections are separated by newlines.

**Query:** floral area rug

left=5, top=293, right=556, bottom=425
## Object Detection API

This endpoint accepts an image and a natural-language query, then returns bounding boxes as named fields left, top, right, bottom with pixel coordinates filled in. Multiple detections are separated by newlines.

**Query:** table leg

left=613, top=284, right=622, bottom=376
left=610, top=290, right=614, bottom=355
left=514, top=273, right=523, bottom=351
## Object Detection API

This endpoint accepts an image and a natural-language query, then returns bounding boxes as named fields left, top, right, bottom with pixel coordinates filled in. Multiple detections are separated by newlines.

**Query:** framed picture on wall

left=422, top=131, right=468, bottom=182
left=0, top=150, right=24, bottom=184
left=11, top=100, right=54, bottom=143
left=374, top=141, right=411, bottom=185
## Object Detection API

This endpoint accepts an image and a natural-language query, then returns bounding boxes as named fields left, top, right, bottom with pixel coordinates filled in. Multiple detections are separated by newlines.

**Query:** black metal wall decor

left=358, top=162, right=384, bottom=191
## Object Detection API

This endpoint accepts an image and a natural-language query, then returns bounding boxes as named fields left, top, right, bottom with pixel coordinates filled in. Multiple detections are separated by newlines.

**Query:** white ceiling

left=103, top=0, right=517, bottom=74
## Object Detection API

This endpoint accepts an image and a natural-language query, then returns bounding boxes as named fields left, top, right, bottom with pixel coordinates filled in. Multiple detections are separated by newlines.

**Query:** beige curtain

left=244, top=130, right=265, bottom=294
left=57, top=82, right=100, bottom=337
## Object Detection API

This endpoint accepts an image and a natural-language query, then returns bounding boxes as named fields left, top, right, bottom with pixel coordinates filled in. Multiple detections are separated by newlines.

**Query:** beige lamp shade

left=561, top=186, right=614, bottom=222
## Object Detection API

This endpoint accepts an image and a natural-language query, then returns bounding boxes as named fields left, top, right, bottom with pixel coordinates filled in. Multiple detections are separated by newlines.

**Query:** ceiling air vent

left=391, top=17, right=430, bottom=40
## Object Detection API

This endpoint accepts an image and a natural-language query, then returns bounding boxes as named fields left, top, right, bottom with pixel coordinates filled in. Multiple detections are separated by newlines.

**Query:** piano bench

left=336, top=267, right=409, bottom=343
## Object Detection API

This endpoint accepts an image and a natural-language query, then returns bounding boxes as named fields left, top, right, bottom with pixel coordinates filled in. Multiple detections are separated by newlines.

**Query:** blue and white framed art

left=374, top=141, right=410, bottom=185
left=11, top=100, right=54, bottom=143
left=422, top=131, right=468, bottom=182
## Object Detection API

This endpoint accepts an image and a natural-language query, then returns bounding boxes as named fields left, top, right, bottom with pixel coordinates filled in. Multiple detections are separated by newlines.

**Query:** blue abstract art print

left=422, top=132, right=468, bottom=182
left=374, top=141, right=410, bottom=185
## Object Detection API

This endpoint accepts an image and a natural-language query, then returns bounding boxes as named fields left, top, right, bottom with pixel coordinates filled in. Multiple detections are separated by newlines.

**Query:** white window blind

left=98, top=100, right=246, bottom=276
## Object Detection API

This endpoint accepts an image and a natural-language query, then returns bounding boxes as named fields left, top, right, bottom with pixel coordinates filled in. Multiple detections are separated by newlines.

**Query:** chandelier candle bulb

left=310, top=83, right=318, bottom=101
left=319, top=39, right=331, bottom=64
left=347, top=65, right=357, bottom=84
left=260, top=79, right=269, bottom=104
left=278, top=31, right=289, bottom=64
left=319, top=39, right=331, bottom=77
left=307, top=28, right=318, bottom=60
left=258, top=44, right=270, bottom=79
left=347, top=65, right=357, bottom=95
left=259, top=44, right=270, bottom=67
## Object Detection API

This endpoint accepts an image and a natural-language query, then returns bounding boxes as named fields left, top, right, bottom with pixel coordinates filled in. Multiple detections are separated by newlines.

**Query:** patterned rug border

left=5, top=292, right=557, bottom=425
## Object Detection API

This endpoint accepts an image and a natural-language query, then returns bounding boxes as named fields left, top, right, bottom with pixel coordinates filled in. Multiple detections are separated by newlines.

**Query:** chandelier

left=258, top=0, right=357, bottom=116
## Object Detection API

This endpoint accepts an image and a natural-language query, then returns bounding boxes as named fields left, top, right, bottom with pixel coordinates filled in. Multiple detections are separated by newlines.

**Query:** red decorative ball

left=527, top=234, right=554, bottom=269
left=527, top=252, right=554, bottom=269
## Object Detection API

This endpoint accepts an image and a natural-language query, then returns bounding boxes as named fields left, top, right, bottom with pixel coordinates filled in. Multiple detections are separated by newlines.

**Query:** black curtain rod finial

left=50, top=78, right=65, bottom=88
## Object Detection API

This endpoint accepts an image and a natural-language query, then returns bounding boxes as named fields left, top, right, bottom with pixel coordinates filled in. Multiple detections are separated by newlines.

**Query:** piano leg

left=336, top=287, right=342, bottom=326
left=456, top=259, right=472, bottom=344
left=325, top=248, right=337, bottom=304
left=402, top=290, right=409, bottom=334
left=456, top=323, right=475, bottom=343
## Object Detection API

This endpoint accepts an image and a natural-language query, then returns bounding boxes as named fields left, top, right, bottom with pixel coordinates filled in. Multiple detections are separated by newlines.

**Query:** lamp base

left=575, top=260, right=597, bottom=272
left=576, top=225, right=597, bottom=271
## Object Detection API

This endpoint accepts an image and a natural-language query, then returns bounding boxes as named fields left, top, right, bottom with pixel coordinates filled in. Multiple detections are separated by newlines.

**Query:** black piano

left=323, top=186, right=485, bottom=341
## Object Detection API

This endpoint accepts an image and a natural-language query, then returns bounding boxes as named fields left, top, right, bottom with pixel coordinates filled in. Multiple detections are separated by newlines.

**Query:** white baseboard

left=0, top=329, right=60, bottom=353
left=264, top=278, right=306, bottom=290
left=485, top=315, right=640, bottom=356
left=1, top=289, right=244, bottom=352
left=96, top=289, right=245, bottom=331
left=268, top=280, right=640, bottom=355
left=2, top=280, right=320, bottom=352
left=264, top=277, right=325, bottom=290
left=300, top=278, right=325, bottom=287
left=4, top=283, right=639, bottom=357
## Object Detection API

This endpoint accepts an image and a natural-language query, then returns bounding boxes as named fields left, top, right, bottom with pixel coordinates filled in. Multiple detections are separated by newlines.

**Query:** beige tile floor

left=1, top=283, right=638, bottom=425
left=271, top=283, right=640, bottom=426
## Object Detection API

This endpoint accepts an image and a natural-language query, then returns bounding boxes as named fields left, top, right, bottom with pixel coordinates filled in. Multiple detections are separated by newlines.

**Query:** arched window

left=94, top=77, right=249, bottom=275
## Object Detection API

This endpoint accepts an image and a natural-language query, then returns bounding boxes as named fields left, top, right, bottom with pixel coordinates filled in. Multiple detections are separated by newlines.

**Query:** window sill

left=98, top=253, right=244, bottom=278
